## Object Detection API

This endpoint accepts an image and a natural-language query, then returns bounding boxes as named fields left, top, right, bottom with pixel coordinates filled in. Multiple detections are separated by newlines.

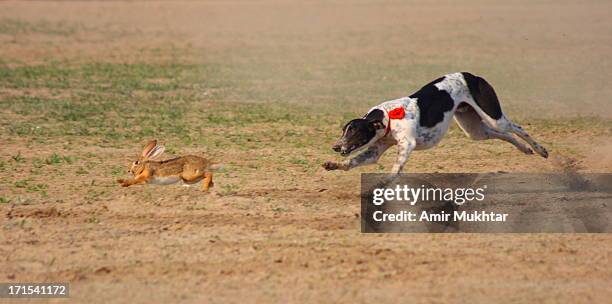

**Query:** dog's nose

left=333, top=144, right=342, bottom=152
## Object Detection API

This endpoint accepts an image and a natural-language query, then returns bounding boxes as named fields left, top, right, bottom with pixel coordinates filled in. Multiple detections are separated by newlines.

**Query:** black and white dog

left=323, top=72, right=548, bottom=174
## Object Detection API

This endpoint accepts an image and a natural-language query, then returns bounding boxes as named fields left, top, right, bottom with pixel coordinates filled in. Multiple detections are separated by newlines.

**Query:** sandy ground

left=1, top=1, right=611, bottom=303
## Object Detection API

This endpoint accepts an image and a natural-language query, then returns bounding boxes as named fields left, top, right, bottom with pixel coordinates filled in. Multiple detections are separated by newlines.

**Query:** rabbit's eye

left=134, top=161, right=139, bottom=165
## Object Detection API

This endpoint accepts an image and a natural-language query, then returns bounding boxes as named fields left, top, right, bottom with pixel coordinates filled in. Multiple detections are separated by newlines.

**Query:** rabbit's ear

left=141, top=140, right=158, bottom=159
left=146, top=145, right=165, bottom=160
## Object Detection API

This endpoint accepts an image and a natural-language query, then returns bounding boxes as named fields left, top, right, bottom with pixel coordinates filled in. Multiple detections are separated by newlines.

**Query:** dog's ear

left=372, top=121, right=385, bottom=130
left=364, top=109, right=384, bottom=122
left=365, top=109, right=385, bottom=129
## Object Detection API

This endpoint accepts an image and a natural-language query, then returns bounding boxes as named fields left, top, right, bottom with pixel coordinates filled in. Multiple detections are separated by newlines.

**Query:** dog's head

left=332, top=109, right=386, bottom=156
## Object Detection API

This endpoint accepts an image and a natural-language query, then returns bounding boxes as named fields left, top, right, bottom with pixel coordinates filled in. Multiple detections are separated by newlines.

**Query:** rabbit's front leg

left=117, top=171, right=150, bottom=187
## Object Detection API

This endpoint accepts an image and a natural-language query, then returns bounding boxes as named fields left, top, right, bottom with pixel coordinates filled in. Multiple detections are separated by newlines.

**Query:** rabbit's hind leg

left=180, top=169, right=205, bottom=187
left=201, top=172, right=213, bottom=192
left=181, top=163, right=214, bottom=192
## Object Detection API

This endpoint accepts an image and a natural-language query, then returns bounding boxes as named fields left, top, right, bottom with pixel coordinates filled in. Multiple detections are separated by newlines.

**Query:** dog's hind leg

left=462, top=111, right=548, bottom=158
left=461, top=73, right=548, bottom=158
left=454, top=104, right=533, bottom=155
left=507, top=122, right=548, bottom=158
left=485, top=128, right=534, bottom=155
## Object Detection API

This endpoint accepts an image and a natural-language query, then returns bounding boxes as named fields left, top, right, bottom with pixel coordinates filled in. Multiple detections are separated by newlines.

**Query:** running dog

left=323, top=72, right=548, bottom=174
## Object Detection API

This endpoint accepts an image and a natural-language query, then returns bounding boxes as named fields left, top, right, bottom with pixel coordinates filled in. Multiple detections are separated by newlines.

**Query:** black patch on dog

left=410, top=77, right=455, bottom=128
left=462, top=72, right=503, bottom=120
left=364, top=109, right=385, bottom=123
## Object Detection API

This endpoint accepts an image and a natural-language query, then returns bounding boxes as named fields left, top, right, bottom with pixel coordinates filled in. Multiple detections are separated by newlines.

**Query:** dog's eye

left=134, top=161, right=139, bottom=165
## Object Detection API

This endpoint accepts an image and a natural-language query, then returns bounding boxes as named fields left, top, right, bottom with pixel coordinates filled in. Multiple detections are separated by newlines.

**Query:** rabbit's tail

left=208, top=163, right=223, bottom=171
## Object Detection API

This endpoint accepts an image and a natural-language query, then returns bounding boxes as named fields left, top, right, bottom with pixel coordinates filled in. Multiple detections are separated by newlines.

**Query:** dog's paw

left=322, top=161, right=340, bottom=171
left=535, top=145, right=549, bottom=158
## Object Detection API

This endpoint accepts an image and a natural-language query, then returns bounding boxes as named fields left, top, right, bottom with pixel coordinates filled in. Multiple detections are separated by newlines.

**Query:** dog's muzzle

left=333, top=141, right=352, bottom=156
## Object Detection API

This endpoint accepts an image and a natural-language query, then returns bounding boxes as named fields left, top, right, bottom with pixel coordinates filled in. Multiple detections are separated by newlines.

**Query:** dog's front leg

left=323, top=141, right=391, bottom=171
left=390, top=139, right=415, bottom=175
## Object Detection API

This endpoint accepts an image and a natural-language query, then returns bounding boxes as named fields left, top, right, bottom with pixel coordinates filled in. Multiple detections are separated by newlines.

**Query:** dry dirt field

left=1, top=1, right=611, bottom=303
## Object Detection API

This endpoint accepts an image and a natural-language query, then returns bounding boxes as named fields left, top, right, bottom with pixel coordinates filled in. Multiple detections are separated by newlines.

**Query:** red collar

left=382, top=106, right=405, bottom=137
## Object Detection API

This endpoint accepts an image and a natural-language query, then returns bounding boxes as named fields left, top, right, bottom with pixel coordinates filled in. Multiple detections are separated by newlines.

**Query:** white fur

left=148, top=175, right=206, bottom=186
left=148, top=176, right=182, bottom=185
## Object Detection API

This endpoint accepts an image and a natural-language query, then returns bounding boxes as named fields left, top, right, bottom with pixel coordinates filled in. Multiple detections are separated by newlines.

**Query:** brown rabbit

left=117, top=140, right=220, bottom=191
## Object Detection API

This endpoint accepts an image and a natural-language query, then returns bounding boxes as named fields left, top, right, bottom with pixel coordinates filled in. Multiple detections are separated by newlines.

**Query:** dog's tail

left=208, top=163, right=224, bottom=172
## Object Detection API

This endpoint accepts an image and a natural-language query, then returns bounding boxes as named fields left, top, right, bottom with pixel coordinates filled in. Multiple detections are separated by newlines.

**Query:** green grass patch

left=11, top=152, right=26, bottom=163
left=44, top=153, right=75, bottom=165
left=0, top=18, right=78, bottom=37
left=289, top=158, right=309, bottom=166
left=14, top=179, right=30, bottom=188
left=110, top=166, right=125, bottom=176
left=2, top=59, right=609, bottom=158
